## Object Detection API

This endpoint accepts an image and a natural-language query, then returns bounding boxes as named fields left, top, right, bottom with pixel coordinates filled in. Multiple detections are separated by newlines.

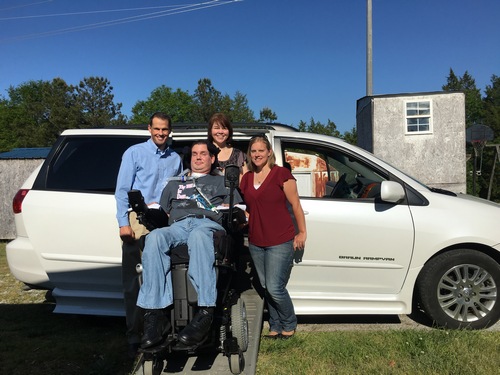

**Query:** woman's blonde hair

left=246, top=136, right=276, bottom=172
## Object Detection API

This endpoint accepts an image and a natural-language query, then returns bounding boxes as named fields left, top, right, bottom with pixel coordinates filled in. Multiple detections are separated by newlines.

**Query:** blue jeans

left=136, top=217, right=224, bottom=309
left=249, top=240, right=297, bottom=333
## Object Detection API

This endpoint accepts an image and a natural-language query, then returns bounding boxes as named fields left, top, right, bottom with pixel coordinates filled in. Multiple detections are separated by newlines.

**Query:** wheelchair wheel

left=142, top=358, right=162, bottom=375
left=229, top=351, right=245, bottom=375
left=230, top=297, right=249, bottom=351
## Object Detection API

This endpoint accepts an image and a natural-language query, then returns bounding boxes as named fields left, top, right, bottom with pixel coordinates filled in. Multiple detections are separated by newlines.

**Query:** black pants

left=122, top=239, right=143, bottom=345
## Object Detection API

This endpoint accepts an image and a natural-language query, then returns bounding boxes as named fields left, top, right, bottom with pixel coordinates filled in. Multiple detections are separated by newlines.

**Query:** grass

left=1, top=241, right=499, bottom=375
left=0, top=241, right=132, bottom=374
left=257, top=330, right=500, bottom=375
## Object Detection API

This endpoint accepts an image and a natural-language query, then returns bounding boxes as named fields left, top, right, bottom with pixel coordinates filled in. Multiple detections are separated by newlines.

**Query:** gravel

left=263, top=313, right=500, bottom=332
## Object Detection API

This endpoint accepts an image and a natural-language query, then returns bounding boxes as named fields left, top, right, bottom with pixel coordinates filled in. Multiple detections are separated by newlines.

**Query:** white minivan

left=7, top=124, right=500, bottom=329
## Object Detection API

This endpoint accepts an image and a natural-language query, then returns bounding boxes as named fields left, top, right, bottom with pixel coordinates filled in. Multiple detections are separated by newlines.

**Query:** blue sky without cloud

left=0, top=0, right=499, bottom=133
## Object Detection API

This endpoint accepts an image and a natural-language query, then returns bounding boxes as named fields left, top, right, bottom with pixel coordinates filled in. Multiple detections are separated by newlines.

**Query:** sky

left=0, top=0, right=499, bottom=133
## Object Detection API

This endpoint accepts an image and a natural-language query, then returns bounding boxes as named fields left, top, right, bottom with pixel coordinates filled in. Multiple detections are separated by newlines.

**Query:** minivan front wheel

left=416, top=249, right=500, bottom=329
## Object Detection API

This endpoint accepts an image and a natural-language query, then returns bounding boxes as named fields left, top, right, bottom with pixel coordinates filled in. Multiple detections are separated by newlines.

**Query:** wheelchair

left=128, top=166, right=248, bottom=375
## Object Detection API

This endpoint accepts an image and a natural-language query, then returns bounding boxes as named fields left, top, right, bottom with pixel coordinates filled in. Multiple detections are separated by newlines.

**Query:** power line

left=0, top=2, right=210, bottom=20
left=0, top=0, right=242, bottom=43
left=0, top=0, right=53, bottom=12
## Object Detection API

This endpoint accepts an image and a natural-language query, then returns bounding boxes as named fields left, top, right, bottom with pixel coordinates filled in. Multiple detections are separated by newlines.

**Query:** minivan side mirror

left=380, top=181, right=405, bottom=203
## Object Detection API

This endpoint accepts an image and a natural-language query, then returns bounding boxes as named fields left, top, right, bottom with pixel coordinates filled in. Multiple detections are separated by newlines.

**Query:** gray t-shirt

left=159, top=174, right=242, bottom=225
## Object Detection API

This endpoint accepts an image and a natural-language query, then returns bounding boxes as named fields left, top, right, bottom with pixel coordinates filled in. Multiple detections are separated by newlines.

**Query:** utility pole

left=366, top=0, right=373, bottom=96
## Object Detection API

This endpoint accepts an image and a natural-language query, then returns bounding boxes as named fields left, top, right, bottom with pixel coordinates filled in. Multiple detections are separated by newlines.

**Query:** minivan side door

left=274, top=137, right=415, bottom=303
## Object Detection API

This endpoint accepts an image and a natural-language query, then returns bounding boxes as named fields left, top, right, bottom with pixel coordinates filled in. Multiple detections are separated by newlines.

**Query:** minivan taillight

left=13, top=189, right=29, bottom=214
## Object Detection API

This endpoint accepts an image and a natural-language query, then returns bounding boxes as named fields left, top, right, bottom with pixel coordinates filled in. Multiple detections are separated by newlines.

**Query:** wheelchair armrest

left=128, top=189, right=169, bottom=231
left=222, top=207, right=247, bottom=233
left=128, top=189, right=148, bottom=213
left=142, top=208, right=169, bottom=230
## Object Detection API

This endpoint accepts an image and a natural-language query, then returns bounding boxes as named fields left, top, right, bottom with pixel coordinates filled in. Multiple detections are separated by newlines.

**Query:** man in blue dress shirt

left=115, top=112, right=183, bottom=357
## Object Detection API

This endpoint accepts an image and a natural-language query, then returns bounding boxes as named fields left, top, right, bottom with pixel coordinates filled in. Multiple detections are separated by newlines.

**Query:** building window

left=405, top=101, right=431, bottom=133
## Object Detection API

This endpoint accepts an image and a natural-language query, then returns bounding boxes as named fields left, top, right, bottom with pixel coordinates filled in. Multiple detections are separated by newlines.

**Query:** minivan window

left=46, top=136, right=146, bottom=192
left=281, top=141, right=388, bottom=200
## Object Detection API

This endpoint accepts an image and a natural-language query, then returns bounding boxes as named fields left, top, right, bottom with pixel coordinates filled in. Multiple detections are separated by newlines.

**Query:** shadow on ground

left=0, top=300, right=133, bottom=375
left=296, top=310, right=434, bottom=327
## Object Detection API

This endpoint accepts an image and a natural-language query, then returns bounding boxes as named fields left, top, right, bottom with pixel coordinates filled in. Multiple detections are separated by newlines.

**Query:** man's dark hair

left=149, top=112, right=172, bottom=128
left=186, top=140, right=220, bottom=174
left=191, top=140, right=220, bottom=158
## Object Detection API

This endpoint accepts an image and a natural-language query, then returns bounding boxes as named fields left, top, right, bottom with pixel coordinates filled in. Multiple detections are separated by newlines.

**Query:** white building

left=356, top=91, right=466, bottom=194
left=0, top=148, right=49, bottom=239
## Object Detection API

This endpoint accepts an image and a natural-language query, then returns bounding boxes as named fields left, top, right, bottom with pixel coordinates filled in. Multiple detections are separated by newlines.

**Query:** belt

left=173, top=214, right=208, bottom=223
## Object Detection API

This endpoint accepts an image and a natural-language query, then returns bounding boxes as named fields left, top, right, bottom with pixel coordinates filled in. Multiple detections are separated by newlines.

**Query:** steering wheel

left=330, top=173, right=348, bottom=198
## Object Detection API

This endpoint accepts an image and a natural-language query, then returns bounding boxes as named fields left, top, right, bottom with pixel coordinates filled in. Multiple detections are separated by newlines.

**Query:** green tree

left=483, top=75, right=500, bottom=141
left=0, top=78, right=78, bottom=148
left=259, top=107, right=277, bottom=123
left=42, top=78, right=82, bottom=140
left=0, top=77, right=125, bottom=150
left=341, top=126, right=357, bottom=145
left=203, top=90, right=255, bottom=123
left=73, top=77, right=126, bottom=127
left=130, top=85, right=196, bottom=124
left=442, top=69, right=484, bottom=125
left=193, top=78, right=222, bottom=122
left=0, top=97, right=24, bottom=151
left=218, top=93, right=233, bottom=119
left=296, top=118, right=357, bottom=145
left=443, top=70, right=500, bottom=202
left=442, top=68, right=461, bottom=90
left=134, top=79, right=256, bottom=124
left=1, top=80, right=47, bottom=147
left=229, top=91, right=255, bottom=122
left=481, top=75, right=500, bottom=201
left=298, top=118, right=341, bottom=138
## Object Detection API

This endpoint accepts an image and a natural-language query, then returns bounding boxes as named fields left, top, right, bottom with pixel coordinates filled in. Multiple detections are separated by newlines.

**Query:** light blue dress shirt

left=115, top=138, right=183, bottom=227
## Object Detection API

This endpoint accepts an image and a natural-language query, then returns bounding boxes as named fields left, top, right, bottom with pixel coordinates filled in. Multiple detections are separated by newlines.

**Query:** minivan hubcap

left=438, top=264, right=497, bottom=322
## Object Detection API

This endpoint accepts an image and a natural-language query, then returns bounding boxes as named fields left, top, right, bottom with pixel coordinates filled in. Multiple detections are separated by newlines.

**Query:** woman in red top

left=240, top=136, right=307, bottom=339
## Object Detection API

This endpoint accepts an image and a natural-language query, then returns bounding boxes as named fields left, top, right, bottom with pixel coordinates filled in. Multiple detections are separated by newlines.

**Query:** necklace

left=255, top=168, right=270, bottom=184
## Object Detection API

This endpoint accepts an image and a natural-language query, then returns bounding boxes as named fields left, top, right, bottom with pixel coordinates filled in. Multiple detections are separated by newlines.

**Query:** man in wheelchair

left=136, top=140, right=243, bottom=350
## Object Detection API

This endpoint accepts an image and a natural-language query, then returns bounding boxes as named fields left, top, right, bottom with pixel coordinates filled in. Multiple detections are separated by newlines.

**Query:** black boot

left=141, top=309, right=170, bottom=348
left=178, top=307, right=214, bottom=346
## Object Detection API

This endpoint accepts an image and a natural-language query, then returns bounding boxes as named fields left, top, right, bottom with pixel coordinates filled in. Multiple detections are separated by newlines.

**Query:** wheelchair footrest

left=172, top=335, right=209, bottom=353
left=139, top=336, right=176, bottom=356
